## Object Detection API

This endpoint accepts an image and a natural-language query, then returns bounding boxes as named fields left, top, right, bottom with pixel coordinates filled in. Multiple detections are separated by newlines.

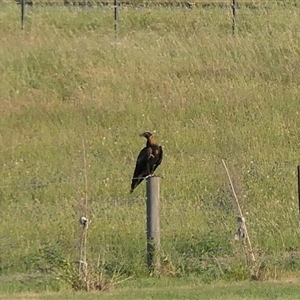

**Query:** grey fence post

left=298, top=166, right=300, bottom=231
left=114, top=0, right=118, bottom=39
left=21, top=0, right=25, bottom=29
left=146, top=176, right=161, bottom=273
left=232, top=0, right=236, bottom=35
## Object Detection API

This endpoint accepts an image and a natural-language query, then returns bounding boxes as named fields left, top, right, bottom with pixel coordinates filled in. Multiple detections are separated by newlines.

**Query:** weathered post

left=114, top=0, right=118, bottom=39
left=297, top=166, right=300, bottom=230
left=146, top=176, right=161, bottom=273
left=21, top=0, right=25, bottom=30
left=232, top=0, right=236, bottom=35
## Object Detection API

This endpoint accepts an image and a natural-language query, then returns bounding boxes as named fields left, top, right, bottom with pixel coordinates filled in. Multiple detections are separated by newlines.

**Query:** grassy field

left=1, top=1, right=300, bottom=294
left=1, top=278, right=300, bottom=300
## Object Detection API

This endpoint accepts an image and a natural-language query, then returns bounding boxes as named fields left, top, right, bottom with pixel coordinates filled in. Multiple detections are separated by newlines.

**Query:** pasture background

left=1, top=0, right=300, bottom=292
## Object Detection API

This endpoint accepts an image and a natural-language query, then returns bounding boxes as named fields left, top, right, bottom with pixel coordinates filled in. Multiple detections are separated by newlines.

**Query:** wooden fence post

left=146, top=176, right=161, bottom=273
left=297, top=166, right=300, bottom=231
left=114, top=0, right=118, bottom=39
left=21, top=0, right=25, bottom=30
left=232, top=0, right=236, bottom=35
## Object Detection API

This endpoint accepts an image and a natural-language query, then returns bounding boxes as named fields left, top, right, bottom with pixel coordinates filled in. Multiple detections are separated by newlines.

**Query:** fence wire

left=0, top=163, right=297, bottom=189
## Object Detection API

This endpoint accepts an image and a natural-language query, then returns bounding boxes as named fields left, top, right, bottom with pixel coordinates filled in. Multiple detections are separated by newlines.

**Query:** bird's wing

left=157, top=146, right=163, bottom=166
left=130, top=147, right=152, bottom=192
left=136, top=147, right=152, bottom=165
left=153, top=146, right=163, bottom=173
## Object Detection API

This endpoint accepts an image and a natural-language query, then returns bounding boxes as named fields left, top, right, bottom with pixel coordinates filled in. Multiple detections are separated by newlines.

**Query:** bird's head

left=140, top=132, right=153, bottom=139
left=140, top=132, right=157, bottom=145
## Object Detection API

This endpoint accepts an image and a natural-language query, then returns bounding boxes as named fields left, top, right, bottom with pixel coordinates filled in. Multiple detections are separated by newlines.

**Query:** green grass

left=1, top=278, right=300, bottom=299
left=1, top=2, right=300, bottom=293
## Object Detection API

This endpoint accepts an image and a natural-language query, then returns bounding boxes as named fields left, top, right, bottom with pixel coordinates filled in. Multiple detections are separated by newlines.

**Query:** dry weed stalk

left=79, top=138, right=89, bottom=290
left=222, top=159, right=258, bottom=278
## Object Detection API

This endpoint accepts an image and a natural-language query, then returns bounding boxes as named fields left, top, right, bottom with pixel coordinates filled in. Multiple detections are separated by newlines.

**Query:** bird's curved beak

left=139, top=133, right=146, bottom=137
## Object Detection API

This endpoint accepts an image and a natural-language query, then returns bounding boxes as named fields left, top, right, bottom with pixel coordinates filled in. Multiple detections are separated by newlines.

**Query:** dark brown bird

left=130, top=132, right=163, bottom=193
